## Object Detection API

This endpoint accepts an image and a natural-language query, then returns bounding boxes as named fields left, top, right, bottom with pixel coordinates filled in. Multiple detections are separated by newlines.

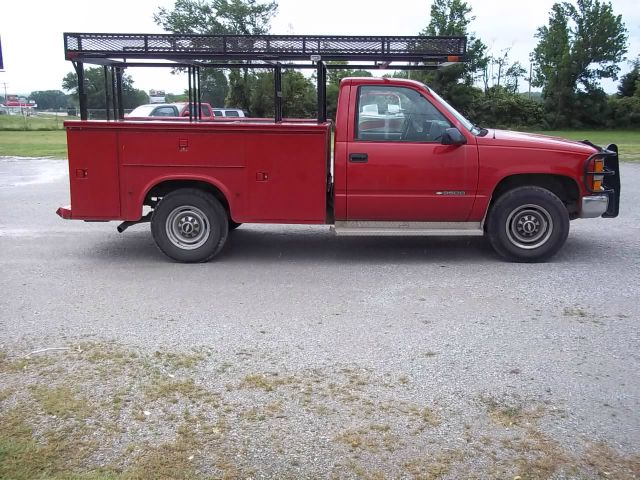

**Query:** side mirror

left=441, top=127, right=467, bottom=146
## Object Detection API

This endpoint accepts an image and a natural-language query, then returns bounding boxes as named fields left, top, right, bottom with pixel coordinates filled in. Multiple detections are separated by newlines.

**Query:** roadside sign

left=0, top=36, right=3, bottom=70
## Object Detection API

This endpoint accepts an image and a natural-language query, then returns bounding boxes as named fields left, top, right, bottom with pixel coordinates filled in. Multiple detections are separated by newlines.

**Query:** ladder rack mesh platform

left=64, top=33, right=466, bottom=64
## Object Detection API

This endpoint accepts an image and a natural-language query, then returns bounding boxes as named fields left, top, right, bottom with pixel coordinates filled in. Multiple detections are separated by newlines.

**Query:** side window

left=225, top=110, right=240, bottom=117
left=213, top=110, right=223, bottom=117
left=355, top=86, right=452, bottom=142
left=152, top=106, right=178, bottom=117
left=201, top=105, right=211, bottom=117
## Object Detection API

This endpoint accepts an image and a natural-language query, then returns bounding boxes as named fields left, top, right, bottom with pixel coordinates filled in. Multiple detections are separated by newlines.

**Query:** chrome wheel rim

left=165, top=206, right=210, bottom=250
left=505, top=204, right=553, bottom=250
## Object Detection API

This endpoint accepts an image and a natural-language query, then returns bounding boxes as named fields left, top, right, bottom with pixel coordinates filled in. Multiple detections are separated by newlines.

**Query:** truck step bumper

left=56, top=206, right=72, bottom=219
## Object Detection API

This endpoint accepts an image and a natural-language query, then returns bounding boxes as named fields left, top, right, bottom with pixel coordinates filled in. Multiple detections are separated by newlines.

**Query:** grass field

left=0, top=122, right=637, bottom=161
left=0, top=115, right=66, bottom=131
left=533, top=130, right=640, bottom=162
left=0, top=131, right=68, bottom=158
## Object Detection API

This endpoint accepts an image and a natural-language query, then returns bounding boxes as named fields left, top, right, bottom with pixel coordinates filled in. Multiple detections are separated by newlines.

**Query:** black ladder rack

left=64, top=32, right=467, bottom=122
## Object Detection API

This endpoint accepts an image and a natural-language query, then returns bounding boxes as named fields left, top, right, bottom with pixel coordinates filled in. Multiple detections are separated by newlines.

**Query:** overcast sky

left=0, top=0, right=638, bottom=97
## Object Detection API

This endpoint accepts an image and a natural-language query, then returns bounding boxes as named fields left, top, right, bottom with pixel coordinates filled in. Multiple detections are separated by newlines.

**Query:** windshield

left=427, top=88, right=481, bottom=135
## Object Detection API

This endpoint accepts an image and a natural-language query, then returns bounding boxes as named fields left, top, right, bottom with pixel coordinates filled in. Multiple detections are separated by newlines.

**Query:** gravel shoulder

left=1, top=158, right=639, bottom=478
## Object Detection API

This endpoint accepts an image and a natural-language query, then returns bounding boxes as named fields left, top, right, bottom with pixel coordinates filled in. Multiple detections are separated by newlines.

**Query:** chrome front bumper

left=580, top=195, right=609, bottom=218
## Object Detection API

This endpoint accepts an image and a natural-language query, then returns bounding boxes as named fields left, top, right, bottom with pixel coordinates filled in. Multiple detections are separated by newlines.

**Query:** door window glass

left=356, top=86, right=452, bottom=142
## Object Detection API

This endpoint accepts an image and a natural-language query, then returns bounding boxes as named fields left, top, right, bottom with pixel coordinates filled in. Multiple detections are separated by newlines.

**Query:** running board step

left=331, top=221, right=484, bottom=237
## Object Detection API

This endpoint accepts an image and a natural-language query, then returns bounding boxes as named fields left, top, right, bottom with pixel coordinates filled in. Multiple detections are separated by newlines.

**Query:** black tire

left=151, top=188, right=228, bottom=263
left=228, top=220, right=242, bottom=231
left=486, top=186, right=569, bottom=262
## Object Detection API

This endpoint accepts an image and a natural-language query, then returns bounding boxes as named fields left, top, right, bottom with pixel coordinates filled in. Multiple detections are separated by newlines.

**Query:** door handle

left=349, top=153, right=368, bottom=163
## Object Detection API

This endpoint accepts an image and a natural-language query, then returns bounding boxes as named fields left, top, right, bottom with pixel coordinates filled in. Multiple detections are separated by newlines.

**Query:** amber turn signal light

left=594, top=159, right=605, bottom=173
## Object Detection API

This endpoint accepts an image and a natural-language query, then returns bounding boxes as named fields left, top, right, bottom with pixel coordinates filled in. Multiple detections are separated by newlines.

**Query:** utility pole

left=1, top=82, right=7, bottom=103
left=528, top=63, right=533, bottom=100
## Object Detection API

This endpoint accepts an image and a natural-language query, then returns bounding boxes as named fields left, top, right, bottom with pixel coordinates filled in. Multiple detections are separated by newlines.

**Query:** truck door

left=346, top=85, right=478, bottom=221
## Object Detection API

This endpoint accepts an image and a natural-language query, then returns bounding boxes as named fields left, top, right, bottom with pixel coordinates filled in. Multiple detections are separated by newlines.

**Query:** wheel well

left=145, top=180, right=231, bottom=217
left=490, top=174, right=580, bottom=218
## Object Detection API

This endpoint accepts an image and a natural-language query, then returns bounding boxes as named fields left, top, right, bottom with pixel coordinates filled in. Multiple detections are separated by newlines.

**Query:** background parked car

left=212, top=108, right=247, bottom=118
left=127, top=103, right=215, bottom=119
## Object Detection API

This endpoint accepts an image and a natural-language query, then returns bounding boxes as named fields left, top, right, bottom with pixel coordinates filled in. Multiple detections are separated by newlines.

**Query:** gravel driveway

left=1, top=157, right=639, bottom=478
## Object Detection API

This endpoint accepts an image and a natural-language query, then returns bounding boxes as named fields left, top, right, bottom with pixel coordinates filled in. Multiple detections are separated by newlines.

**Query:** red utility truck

left=57, top=33, right=620, bottom=263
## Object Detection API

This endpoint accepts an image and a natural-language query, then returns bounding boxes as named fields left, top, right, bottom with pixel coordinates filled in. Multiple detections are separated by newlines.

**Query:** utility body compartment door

left=244, top=126, right=330, bottom=223
left=345, top=84, right=478, bottom=221
left=66, top=127, right=120, bottom=219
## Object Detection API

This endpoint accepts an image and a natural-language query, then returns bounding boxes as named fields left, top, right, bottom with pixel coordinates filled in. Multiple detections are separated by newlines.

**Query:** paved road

left=1, top=157, right=639, bottom=477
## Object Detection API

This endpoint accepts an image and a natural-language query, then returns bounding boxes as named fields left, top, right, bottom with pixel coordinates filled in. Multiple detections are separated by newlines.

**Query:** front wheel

left=486, top=186, right=569, bottom=262
left=151, top=188, right=228, bottom=263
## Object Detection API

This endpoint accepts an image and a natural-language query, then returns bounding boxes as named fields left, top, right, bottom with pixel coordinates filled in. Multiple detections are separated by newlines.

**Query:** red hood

left=477, top=129, right=597, bottom=155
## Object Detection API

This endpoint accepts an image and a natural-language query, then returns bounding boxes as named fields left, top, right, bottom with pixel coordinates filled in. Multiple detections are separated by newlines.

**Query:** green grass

left=533, top=129, right=640, bottom=162
left=0, top=131, right=67, bottom=158
left=0, top=115, right=67, bottom=131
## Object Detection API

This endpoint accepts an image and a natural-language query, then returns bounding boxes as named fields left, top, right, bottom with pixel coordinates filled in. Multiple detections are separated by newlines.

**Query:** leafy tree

left=154, top=0, right=278, bottom=109
left=165, top=92, right=189, bottom=103
left=468, top=87, right=544, bottom=129
left=608, top=95, right=640, bottom=127
left=492, top=49, right=510, bottom=88
left=483, top=49, right=526, bottom=93
left=326, top=62, right=372, bottom=119
left=618, top=58, right=640, bottom=97
left=415, top=0, right=488, bottom=114
left=504, top=62, right=527, bottom=94
left=249, top=71, right=273, bottom=117
left=200, top=69, right=229, bottom=106
left=282, top=71, right=317, bottom=117
left=154, top=0, right=277, bottom=35
left=248, top=70, right=316, bottom=117
left=62, top=67, right=148, bottom=111
left=531, top=0, right=628, bottom=127
left=29, top=90, right=69, bottom=110
left=226, top=69, right=254, bottom=112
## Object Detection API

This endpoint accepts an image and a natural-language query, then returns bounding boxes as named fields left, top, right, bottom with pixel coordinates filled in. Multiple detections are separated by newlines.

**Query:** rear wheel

left=151, top=188, right=228, bottom=263
left=487, top=186, right=569, bottom=262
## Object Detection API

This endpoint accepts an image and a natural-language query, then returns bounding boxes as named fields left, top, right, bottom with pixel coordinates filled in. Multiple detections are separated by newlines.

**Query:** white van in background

left=212, top=108, right=246, bottom=118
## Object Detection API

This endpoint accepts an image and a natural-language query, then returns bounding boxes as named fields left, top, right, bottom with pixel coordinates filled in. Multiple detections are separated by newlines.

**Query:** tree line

left=54, top=0, right=637, bottom=129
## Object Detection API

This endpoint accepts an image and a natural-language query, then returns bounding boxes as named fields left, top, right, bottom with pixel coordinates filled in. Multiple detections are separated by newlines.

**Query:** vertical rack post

left=274, top=63, right=282, bottom=123
left=196, top=67, right=202, bottom=120
left=115, top=67, right=124, bottom=120
left=74, top=61, right=88, bottom=120
left=187, top=66, right=193, bottom=121
left=316, top=61, right=327, bottom=123
left=111, top=67, right=119, bottom=120
left=103, top=66, right=111, bottom=120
